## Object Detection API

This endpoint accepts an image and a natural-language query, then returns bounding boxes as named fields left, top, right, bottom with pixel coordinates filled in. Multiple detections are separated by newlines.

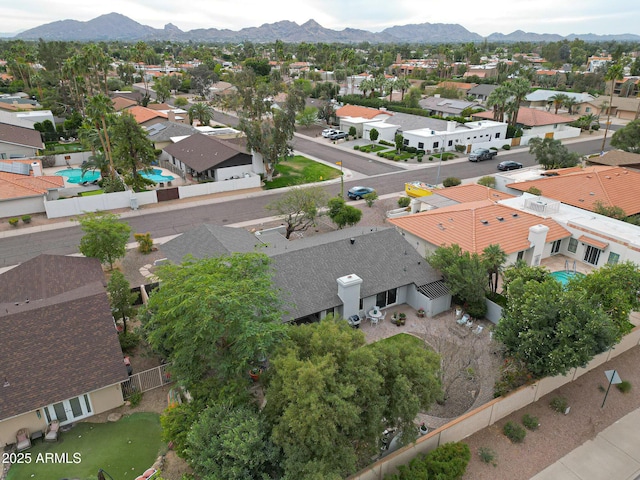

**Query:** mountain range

left=9, top=13, right=640, bottom=43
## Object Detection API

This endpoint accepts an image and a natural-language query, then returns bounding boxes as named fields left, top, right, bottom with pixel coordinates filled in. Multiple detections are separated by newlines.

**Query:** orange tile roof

left=578, top=235, right=608, bottom=250
left=125, top=105, right=168, bottom=124
left=474, top=107, right=574, bottom=126
left=437, top=81, right=477, bottom=91
left=0, top=172, right=64, bottom=200
left=111, top=96, right=137, bottom=111
left=335, top=104, right=392, bottom=119
left=389, top=200, right=570, bottom=255
left=433, top=184, right=515, bottom=203
left=506, top=166, right=640, bottom=215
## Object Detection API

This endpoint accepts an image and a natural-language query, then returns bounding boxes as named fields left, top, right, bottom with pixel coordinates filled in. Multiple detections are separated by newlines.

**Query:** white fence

left=178, top=174, right=261, bottom=199
left=348, top=325, right=640, bottom=479
left=44, top=190, right=158, bottom=218
left=121, top=364, right=172, bottom=398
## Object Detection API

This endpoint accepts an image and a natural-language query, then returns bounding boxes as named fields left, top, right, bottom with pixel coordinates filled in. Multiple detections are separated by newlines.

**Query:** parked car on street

left=497, top=160, right=523, bottom=171
left=468, top=148, right=498, bottom=162
left=329, top=131, right=348, bottom=140
left=321, top=128, right=338, bottom=138
left=347, top=186, right=375, bottom=200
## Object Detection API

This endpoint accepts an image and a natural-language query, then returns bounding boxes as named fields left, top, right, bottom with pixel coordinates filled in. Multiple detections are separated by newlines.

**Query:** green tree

left=189, top=64, right=219, bottom=99
left=593, top=200, right=627, bottom=220
left=110, top=111, right=157, bottom=191
left=426, top=244, right=488, bottom=318
left=528, top=136, right=580, bottom=169
left=187, top=102, right=215, bottom=126
left=477, top=176, right=496, bottom=188
left=387, top=442, right=471, bottom=480
left=495, top=269, right=618, bottom=378
left=77, top=212, right=131, bottom=270
left=264, top=319, right=441, bottom=478
left=395, top=133, right=404, bottom=153
left=363, top=191, right=378, bottom=207
left=549, top=93, right=570, bottom=114
left=185, top=402, right=281, bottom=480
left=83, top=93, right=116, bottom=177
left=369, top=128, right=379, bottom=141
left=107, top=270, right=137, bottom=334
left=503, top=78, right=531, bottom=128
left=327, top=197, right=362, bottom=229
left=153, top=75, right=172, bottom=103
left=295, top=106, right=319, bottom=128
left=266, top=186, right=327, bottom=239
left=611, top=119, right=640, bottom=153
left=394, top=77, right=412, bottom=101
left=142, top=253, right=288, bottom=394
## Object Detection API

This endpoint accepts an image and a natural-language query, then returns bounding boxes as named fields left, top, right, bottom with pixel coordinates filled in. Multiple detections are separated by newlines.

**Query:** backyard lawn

left=264, top=155, right=342, bottom=189
left=7, top=413, right=163, bottom=480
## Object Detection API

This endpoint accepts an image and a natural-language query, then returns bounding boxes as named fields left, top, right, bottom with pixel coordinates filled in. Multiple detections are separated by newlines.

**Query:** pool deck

left=541, top=253, right=594, bottom=275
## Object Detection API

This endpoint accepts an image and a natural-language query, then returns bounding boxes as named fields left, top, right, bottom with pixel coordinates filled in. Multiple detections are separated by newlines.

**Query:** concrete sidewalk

left=531, top=408, right=640, bottom=480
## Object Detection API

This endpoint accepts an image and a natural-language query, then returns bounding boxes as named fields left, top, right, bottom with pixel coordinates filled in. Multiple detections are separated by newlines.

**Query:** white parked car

left=321, top=128, right=338, bottom=138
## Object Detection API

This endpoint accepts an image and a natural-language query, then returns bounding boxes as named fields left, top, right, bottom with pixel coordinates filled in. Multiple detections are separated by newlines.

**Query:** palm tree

left=358, top=78, right=374, bottom=98
left=394, top=77, right=412, bottom=101
left=486, top=85, right=511, bottom=122
left=549, top=93, right=570, bottom=114
left=84, top=94, right=116, bottom=177
left=601, top=62, right=624, bottom=152
left=563, top=97, right=578, bottom=115
left=188, top=102, right=215, bottom=126
left=504, top=78, right=531, bottom=128
left=482, top=244, right=507, bottom=294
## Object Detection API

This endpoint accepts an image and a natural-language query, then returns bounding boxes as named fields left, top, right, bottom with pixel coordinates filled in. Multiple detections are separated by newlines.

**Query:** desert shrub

left=21, top=215, right=31, bottom=224
left=134, top=232, right=154, bottom=254
left=129, top=390, right=143, bottom=407
left=522, top=413, right=539, bottom=430
left=119, top=331, right=141, bottom=353
left=591, top=123, right=600, bottom=131
left=348, top=126, right=357, bottom=137
left=428, top=156, right=434, bottom=161
left=617, top=380, right=632, bottom=393
left=417, top=156, right=423, bottom=162
left=477, top=176, right=496, bottom=188
left=398, top=197, right=411, bottom=208
left=494, top=357, right=532, bottom=397
left=8, top=218, right=19, bottom=226
left=502, top=144, right=511, bottom=150
left=363, top=191, right=378, bottom=207
left=526, top=186, right=542, bottom=195
left=454, top=144, right=466, bottom=152
left=443, top=177, right=462, bottom=187
left=353, top=145, right=360, bottom=150
left=384, top=442, right=470, bottom=480
left=550, top=396, right=568, bottom=413
left=503, top=421, right=526, bottom=443
left=379, top=139, right=394, bottom=147
left=478, top=447, right=497, bottom=466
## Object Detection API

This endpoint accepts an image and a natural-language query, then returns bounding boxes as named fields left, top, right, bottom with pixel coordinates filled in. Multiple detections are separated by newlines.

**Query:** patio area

left=540, top=253, right=595, bottom=276
left=358, top=305, right=503, bottom=429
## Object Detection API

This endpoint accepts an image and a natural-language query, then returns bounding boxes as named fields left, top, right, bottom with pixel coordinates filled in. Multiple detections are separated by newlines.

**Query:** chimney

left=31, top=161, right=42, bottom=177
left=337, top=274, right=363, bottom=319
left=527, top=224, right=549, bottom=266
left=167, top=110, right=176, bottom=122
left=447, top=121, right=456, bottom=132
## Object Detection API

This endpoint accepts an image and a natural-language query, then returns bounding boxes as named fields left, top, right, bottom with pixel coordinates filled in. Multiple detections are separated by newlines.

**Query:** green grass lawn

left=356, top=144, right=388, bottom=153
left=7, top=413, right=163, bottom=480
left=44, top=142, right=85, bottom=153
left=78, top=189, right=104, bottom=197
left=264, top=155, right=342, bottom=189
left=370, top=333, right=426, bottom=350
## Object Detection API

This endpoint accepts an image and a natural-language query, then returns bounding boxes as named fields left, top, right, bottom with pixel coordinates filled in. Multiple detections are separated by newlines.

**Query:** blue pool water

left=550, top=270, right=585, bottom=285
left=141, top=168, right=174, bottom=183
left=55, top=168, right=101, bottom=184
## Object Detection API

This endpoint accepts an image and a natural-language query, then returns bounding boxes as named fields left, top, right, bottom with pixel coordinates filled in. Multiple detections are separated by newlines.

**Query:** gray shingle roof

left=159, top=226, right=442, bottom=321
left=146, top=121, right=198, bottom=143
left=163, top=133, right=252, bottom=173
left=0, top=122, right=44, bottom=149
left=0, top=255, right=128, bottom=421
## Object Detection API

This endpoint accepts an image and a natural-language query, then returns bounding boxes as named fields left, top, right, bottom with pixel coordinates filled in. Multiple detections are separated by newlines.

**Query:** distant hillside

left=13, top=12, right=640, bottom=43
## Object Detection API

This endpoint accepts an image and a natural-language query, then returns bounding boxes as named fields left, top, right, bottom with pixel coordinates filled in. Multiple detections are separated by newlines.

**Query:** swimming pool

left=141, top=168, right=175, bottom=183
left=550, top=270, right=585, bottom=285
left=55, top=168, right=101, bottom=184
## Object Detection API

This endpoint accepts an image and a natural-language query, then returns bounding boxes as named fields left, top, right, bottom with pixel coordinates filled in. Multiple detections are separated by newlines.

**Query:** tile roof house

left=583, top=96, right=640, bottom=121
left=472, top=107, right=579, bottom=141
left=388, top=199, right=570, bottom=265
left=505, top=166, right=640, bottom=216
left=524, top=89, right=596, bottom=114
left=125, top=105, right=169, bottom=127
left=0, top=122, right=44, bottom=159
left=145, top=121, right=199, bottom=151
left=111, top=96, right=138, bottom=111
left=0, top=255, right=128, bottom=447
left=335, top=105, right=394, bottom=137
left=162, top=133, right=255, bottom=181
left=160, top=225, right=451, bottom=323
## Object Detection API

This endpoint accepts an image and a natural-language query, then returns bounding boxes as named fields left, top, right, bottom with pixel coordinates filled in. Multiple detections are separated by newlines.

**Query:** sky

left=3, top=0, right=640, bottom=37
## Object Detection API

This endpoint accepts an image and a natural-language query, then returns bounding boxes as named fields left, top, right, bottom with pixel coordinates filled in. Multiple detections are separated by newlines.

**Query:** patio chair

left=370, top=315, right=379, bottom=327
left=45, top=419, right=60, bottom=442
left=457, top=313, right=470, bottom=325
left=16, top=428, right=31, bottom=451
left=465, top=319, right=474, bottom=329
left=380, top=311, right=387, bottom=322
left=473, top=325, right=484, bottom=335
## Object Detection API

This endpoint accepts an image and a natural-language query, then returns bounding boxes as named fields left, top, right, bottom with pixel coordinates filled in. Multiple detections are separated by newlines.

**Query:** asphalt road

left=0, top=132, right=613, bottom=267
